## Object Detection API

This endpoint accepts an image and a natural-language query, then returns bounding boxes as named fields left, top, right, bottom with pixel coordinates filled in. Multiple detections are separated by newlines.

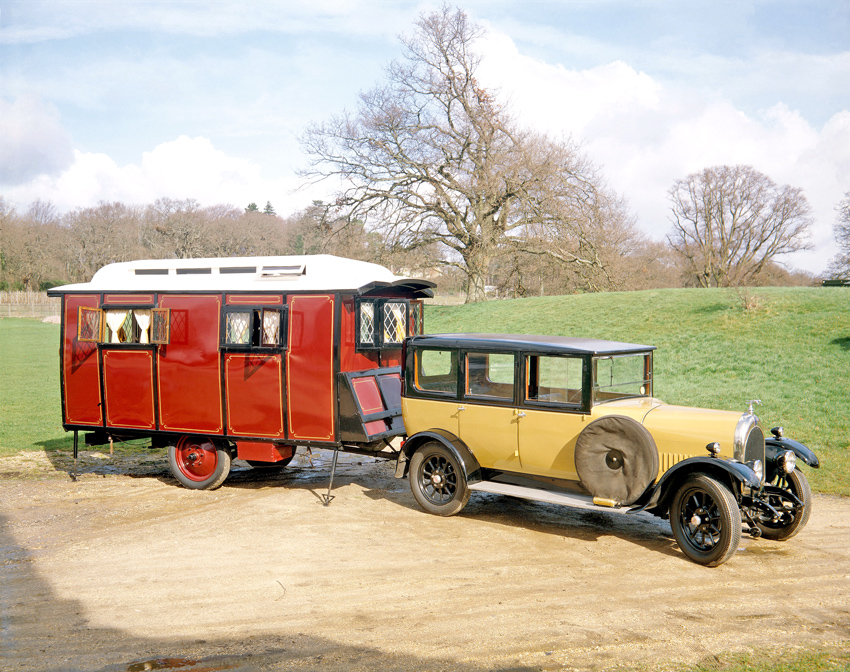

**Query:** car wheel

left=670, top=474, right=741, bottom=567
left=755, top=468, right=812, bottom=541
left=409, top=442, right=470, bottom=516
left=167, top=436, right=232, bottom=490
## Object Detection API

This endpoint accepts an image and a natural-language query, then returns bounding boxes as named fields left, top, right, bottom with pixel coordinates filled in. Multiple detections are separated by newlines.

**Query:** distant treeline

left=0, top=196, right=816, bottom=298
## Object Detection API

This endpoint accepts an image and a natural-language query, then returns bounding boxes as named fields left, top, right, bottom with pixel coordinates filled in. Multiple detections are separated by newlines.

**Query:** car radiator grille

left=745, top=426, right=766, bottom=464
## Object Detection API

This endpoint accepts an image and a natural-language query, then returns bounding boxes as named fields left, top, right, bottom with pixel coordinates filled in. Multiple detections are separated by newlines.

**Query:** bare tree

left=65, top=202, right=145, bottom=282
left=300, top=5, right=621, bottom=302
left=667, top=165, right=813, bottom=287
left=0, top=199, right=68, bottom=290
left=26, top=198, right=59, bottom=225
left=141, top=198, right=208, bottom=259
left=826, top=191, right=850, bottom=280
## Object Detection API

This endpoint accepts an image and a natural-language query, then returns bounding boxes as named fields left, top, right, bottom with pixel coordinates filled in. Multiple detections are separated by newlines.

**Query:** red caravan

left=48, top=255, right=433, bottom=490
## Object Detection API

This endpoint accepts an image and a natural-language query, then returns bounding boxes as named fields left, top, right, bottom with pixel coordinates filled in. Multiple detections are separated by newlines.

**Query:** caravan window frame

left=355, top=298, right=406, bottom=350
left=220, top=306, right=288, bottom=352
left=77, top=305, right=170, bottom=346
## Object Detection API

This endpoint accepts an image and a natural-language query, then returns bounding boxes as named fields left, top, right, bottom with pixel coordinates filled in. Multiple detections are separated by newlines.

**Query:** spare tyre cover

left=574, top=415, right=659, bottom=505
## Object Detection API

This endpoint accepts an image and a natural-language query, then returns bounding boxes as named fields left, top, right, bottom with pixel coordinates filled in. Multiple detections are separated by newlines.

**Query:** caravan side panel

left=157, top=295, right=224, bottom=435
left=62, top=295, right=103, bottom=426
left=102, top=350, right=156, bottom=429
left=286, top=294, right=335, bottom=441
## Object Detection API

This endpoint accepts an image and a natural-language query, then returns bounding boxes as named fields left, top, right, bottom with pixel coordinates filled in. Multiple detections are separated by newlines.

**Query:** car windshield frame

left=591, top=352, right=653, bottom=405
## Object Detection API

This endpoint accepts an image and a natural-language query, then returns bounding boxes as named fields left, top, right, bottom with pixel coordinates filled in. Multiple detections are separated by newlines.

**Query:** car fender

left=395, top=429, right=483, bottom=484
left=766, top=437, right=819, bottom=468
left=630, top=456, right=761, bottom=514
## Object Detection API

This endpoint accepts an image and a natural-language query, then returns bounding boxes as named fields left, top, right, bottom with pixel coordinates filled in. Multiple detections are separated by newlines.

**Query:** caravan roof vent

left=260, top=264, right=306, bottom=279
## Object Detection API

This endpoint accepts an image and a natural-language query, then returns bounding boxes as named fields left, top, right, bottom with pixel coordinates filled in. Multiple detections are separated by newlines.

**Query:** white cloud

left=1, top=136, right=321, bottom=215
left=0, top=95, right=74, bottom=184
left=477, top=32, right=850, bottom=275
left=0, top=1, right=419, bottom=43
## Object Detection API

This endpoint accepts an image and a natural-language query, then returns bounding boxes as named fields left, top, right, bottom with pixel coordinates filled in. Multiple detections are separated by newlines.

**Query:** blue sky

left=1, top=1, right=848, bottom=274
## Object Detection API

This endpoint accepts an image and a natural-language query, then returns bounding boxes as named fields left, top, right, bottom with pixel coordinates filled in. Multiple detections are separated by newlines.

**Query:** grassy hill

left=427, top=287, right=849, bottom=495
left=1, top=286, right=847, bottom=494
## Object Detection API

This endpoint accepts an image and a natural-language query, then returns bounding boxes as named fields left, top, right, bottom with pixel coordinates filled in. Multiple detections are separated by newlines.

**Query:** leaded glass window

left=77, top=306, right=102, bottom=342
left=262, top=310, right=280, bottom=346
left=226, top=311, right=251, bottom=345
left=410, top=301, right=423, bottom=335
left=383, top=302, right=407, bottom=345
left=355, top=298, right=415, bottom=350
left=358, top=301, right=375, bottom=346
left=222, top=307, right=286, bottom=350
left=151, top=308, right=171, bottom=344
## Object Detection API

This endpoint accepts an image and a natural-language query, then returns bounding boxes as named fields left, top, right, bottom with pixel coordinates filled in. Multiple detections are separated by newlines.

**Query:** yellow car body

left=403, top=396, right=746, bottom=482
left=398, top=333, right=817, bottom=566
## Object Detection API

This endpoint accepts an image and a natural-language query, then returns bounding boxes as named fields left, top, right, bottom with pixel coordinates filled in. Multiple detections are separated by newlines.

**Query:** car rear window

left=414, top=349, right=458, bottom=395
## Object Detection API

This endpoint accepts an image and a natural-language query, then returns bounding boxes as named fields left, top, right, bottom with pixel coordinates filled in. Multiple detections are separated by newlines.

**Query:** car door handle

left=457, top=406, right=465, bottom=411
left=516, top=412, right=526, bottom=418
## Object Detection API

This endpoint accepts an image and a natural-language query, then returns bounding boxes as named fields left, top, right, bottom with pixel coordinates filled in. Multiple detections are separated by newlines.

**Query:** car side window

left=415, top=349, right=458, bottom=395
left=526, top=355, right=583, bottom=406
left=465, top=352, right=514, bottom=400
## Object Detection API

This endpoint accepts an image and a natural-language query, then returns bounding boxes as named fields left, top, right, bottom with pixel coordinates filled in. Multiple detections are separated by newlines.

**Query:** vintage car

left=396, top=333, right=819, bottom=566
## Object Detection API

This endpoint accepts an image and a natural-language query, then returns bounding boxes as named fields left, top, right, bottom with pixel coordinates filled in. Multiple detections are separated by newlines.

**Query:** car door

left=402, top=347, right=462, bottom=436
left=457, top=351, right=523, bottom=471
left=517, top=353, right=587, bottom=480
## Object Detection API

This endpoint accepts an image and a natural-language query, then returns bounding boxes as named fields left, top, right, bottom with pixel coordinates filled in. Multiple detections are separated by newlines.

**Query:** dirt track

left=2, top=449, right=849, bottom=672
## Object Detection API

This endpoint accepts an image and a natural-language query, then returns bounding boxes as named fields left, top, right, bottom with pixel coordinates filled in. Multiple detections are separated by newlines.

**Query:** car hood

left=641, top=402, right=743, bottom=460
left=592, top=398, right=743, bottom=459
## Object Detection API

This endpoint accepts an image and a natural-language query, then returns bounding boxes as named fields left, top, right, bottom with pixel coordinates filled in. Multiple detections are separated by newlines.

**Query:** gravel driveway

left=2, top=449, right=849, bottom=671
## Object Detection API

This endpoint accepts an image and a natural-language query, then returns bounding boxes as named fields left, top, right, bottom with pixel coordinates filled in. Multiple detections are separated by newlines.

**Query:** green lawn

left=1, top=286, right=848, bottom=494
left=0, top=319, right=72, bottom=455
left=685, top=646, right=850, bottom=672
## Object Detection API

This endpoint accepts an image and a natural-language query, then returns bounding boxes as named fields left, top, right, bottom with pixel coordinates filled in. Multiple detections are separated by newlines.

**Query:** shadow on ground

left=0, top=508, right=540, bottom=672
left=30, top=443, right=681, bottom=564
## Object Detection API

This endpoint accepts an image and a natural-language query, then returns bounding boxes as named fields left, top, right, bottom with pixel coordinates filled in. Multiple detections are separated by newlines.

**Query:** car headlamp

left=777, top=450, right=796, bottom=474
left=747, top=459, right=764, bottom=483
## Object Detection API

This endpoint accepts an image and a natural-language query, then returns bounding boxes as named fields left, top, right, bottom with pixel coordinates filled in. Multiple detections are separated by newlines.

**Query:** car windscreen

left=592, top=353, right=652, bottom=404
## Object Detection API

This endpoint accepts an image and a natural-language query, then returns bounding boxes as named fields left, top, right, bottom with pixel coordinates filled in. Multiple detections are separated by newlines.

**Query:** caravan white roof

left=49, top=255, right=435, bottom=297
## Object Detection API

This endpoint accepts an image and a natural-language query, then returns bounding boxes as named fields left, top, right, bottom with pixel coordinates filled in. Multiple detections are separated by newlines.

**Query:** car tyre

left=755, top=468, right=812, bottom=541
left=409, top=442, right=470, bottom=516
left=670, top=474, right=741, bottom=567
left=575, top=415, right=659, bottom=505
left=168, top=435, right=232, bottom=490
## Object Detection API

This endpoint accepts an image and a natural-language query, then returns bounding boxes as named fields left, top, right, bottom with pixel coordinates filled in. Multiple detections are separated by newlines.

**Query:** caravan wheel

left=168, top=436, right=231, bottom=490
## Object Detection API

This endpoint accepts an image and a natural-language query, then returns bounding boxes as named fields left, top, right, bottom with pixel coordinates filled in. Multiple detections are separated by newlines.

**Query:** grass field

left=685, top=646, right=850, bottom=672
left=1, top=286, right=848, bottom=494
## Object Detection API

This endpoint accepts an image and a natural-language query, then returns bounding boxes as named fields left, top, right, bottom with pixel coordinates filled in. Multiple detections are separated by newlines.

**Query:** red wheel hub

left=174, top=437, right=218, bottom=481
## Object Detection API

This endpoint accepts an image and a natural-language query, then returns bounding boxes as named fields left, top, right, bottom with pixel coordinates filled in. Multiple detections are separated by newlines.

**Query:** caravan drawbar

left=47, top=255, right=434, bottom=491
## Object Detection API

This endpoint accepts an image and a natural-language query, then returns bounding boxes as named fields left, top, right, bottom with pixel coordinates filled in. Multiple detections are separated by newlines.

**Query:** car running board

left=468, top=481, right=630, bottom=513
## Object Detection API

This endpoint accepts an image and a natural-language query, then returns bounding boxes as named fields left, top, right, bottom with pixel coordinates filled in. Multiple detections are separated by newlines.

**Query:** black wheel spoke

left=671, top=476, right=741, bottom=566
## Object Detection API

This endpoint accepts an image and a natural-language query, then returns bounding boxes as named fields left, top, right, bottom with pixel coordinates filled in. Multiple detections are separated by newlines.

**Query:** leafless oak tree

left=300, top=5, right=621, bottom=301
left=667, top=165, right=812, bottom=287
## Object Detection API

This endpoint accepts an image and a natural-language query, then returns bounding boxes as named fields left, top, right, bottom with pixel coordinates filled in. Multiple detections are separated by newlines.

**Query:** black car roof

left=408, top=333, right=656, bottom=356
